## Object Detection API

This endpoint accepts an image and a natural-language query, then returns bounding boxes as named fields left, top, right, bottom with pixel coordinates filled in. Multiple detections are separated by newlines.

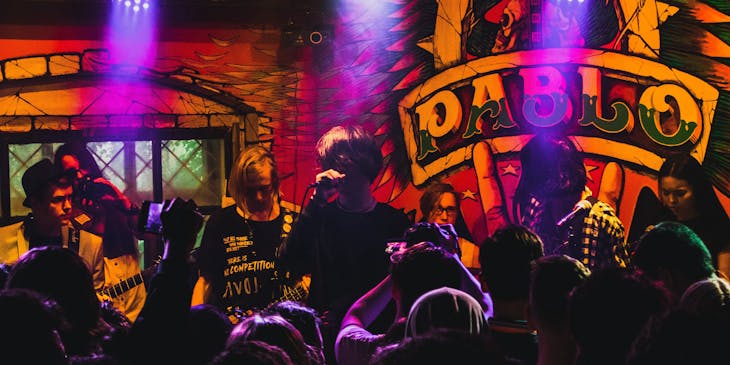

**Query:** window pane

left=9, top=143, right=61, bottom=216
left=161, top=139, right=224, bottom=206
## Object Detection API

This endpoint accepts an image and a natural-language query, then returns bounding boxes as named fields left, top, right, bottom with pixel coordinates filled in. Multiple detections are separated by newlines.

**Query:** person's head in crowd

left=0, top=288, right=69, bottom=365
left=658, top=153, right=726, bottom=223
left=419, top=182, right=474, bottom=242
left=678, top=276, right=730, bottom=317
left=54, top=142, right=103, bottom=181
left=632, top=221, right=716, bottom=302
left=22, top=159, right=74, bottom=228
left=209, top=340, right=293, bottom=365
left=389, top=240, right=461, bottom=316
left=371, top=328, right=508, bottom=365
left=420, top=182, right=461, bottom=226
left=405, top=287, right=486, bottom=338
left=479, top=224, right=544, bottom=301
left=185, top=304, right=234, bottom=365
left=528, top=254, right=591, bottom=332
left=264, top=300, right=324, bottom=355
left=6, top=245, right=104, bottom=356
left=227, top=314, right=312, bottom=365
left=569, top=267, right=671, bottom=365
left=316, top=125, right=382, bottom=191
left=514, top=134, right=586, bottom=215
left=228, top=145, right=280, bottom=217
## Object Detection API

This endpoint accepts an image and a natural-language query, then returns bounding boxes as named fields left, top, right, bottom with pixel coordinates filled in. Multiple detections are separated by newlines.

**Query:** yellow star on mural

left=462, top=189, right=478, bottom=201
left=585, top=164, right=599, bottom=182
left=502, top=163, right=519, bottom=176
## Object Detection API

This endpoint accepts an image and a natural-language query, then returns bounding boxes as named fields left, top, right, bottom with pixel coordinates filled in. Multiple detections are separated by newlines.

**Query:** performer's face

left=659, top=176, right=698, bottom=221
left=32, top=185, right=74, bottom=227
left=244, top=165, right=275, bottom=215
left=428, top=193, right=459, bottom=225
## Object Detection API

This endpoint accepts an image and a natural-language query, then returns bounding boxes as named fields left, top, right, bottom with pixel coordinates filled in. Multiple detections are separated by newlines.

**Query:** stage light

left=124, top=1, right=131, bottom=7
left=133, top=5, right=140, bottom=11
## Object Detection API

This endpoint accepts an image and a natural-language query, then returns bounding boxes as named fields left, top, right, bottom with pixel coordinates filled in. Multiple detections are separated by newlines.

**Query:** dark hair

left=6, top=246, right=103, bottom=356
left=632, top=221, right=715, bottom=284
left=514, top=134, right=586, bottom=219
left=209, top=340, right=293, bottom=365
left=658, top=154, right=729, bottom=223
left=480, top=224, right=544, bottom=300
left=390, top=242, right=461, bottom=314
left=227, top=314, right=311, bottom=365
left=569, top=268, right=670, bottom=365
left=420, top=182, right=460, bottom=218
left=529, top=254, right=590, bottom=329
left=263, top=300, right=323, bottom=350
left=186, top=304, right=234, bottom=365
left=0, top=288, right=69, bottom=365
left=315, top=125, right=383, bottom=182
left=54, top=142, right=103, bottom=178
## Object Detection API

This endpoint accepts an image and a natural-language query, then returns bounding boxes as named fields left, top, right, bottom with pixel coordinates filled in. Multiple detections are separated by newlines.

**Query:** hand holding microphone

left=309, top=169, right=345, bottom=204
left=556, top=199, right=593, bottom=227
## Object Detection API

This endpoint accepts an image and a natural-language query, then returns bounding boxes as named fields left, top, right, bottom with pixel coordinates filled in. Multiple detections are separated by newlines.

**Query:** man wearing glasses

left=192, top=145, right=302, bottom=323
left=419, top=182, right=481, bottom=275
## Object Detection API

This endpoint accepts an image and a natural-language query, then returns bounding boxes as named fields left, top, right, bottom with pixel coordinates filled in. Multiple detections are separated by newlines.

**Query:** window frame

left=0, top=127, right=232, bottom=220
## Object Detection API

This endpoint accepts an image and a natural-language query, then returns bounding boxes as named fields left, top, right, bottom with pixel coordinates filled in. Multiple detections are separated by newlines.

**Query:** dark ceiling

left=0, top=0, right=334, bottom=28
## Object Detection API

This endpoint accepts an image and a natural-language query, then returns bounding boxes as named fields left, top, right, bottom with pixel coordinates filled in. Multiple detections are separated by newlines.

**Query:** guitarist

left=192, top=146, right=305, bottom=323
left=55, top=142, right=146, bottom=322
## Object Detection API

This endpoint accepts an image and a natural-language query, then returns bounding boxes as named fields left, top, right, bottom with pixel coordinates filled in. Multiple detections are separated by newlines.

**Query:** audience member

left=632, top=221, right=717, bottom=303
left=185, top=304, right=234, bottom=365
left=54, top=142, right=146, bottom=322
left=419, top=182, right=480, bottom=274
left=0, top=288, right=69, bottom=365
left=5, top=245, right=110, bottom=357
left=480, top=224, right=544, bottom=365
left=208, top=340, right=293, bottom=365
left=335, top=240, right=461, bottom=365
left=279, top=124, right=411, bottom=364
left=0, top=159, right=104, bottom=290
left=194, top=146, right=303, bottom=322
left=227, top=313, right=315, bottom=365
left=569, top=267, right=670, bottom=365
left=528, top=254, right=591, bottom=365
left=514, top=133, right=628, bottom=269
left=678, top=275, right=730, bottom=317
left=265, top=300, right=325, bottom=364
left=405, top=287, right=486, bottom=338
left=370, top=329, right=508, bottom=365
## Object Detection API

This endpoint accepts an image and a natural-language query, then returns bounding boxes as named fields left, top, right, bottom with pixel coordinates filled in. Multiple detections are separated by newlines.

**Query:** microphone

left=308, top=176, right=334, bottom=188
left=556, top=199, right=592, bottom=227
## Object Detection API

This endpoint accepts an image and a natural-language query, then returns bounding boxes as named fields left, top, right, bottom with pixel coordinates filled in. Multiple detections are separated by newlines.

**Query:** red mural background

left=1, top=0, right=729, bottom=245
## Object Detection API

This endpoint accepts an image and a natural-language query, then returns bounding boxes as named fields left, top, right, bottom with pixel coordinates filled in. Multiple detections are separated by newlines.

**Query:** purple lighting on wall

left=106, top=0, right=157, bottom=65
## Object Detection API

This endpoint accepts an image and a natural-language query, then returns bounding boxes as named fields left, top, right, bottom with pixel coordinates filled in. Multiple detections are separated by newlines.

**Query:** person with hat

left=0, top=158, right=104, bottom=290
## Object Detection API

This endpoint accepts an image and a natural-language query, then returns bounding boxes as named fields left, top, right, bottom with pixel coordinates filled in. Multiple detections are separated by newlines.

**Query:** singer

left=513, top=134, right=629, bottom=270
left=278, top=124, right=410, bottom=365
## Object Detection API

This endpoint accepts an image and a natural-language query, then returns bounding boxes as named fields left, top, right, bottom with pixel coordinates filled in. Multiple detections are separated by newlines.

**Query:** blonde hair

left=228, top=145, right=280, bottom=215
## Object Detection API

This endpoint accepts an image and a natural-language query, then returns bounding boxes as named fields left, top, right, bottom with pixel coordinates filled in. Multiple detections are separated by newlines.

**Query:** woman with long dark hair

left=657, top=154, right=730, bottom=279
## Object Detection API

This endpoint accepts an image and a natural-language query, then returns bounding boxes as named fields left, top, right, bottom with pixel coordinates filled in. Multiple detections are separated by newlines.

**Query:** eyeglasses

left=432, top=206, right=458, bottom=216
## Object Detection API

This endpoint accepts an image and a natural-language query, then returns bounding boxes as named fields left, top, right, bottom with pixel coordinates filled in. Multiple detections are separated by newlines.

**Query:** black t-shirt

left=197, top=205, right=294, bottom=315
left=281, top=201, right=411, bottom=325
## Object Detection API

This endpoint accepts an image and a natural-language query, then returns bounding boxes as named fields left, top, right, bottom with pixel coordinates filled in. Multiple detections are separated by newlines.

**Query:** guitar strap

left=61, top=225, right=81, bottom=255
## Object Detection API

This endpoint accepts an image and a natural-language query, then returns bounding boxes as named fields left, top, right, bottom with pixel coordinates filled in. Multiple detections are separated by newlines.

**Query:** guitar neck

left=99, top=272, right=145, bottom=299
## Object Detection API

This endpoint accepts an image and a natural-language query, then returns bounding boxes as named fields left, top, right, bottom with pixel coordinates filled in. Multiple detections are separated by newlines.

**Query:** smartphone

left=138, top=200, right=165, bottom=234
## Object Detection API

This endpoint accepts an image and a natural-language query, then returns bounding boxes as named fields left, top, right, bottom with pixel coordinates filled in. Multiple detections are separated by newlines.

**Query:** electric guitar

left=228, top=276, right=310, bottom=324
left=96, top=262, right=158, bottom=302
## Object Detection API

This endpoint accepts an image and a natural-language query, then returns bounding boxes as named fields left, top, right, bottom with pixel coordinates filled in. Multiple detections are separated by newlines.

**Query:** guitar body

left=98, top=255, right=151, bottom=322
